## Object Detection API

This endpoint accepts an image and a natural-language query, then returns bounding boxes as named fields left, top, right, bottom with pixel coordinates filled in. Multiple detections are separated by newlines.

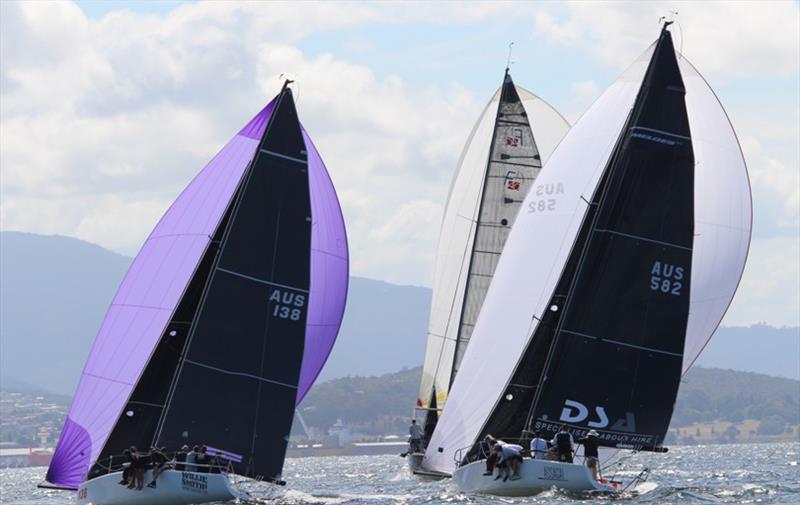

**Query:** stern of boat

left=78, top=469, right=240, bottom=505
left=453, top=458, right=615, bottom=497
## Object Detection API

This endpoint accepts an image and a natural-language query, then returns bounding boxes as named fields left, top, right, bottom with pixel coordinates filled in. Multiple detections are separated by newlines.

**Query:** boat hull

left=406, top=452, right=424, bottom=472
left=406, top=452, right=449, bottom=480
left=77, top=469, right=246, bottom=505
left=453, top=458, right=616, bottom=496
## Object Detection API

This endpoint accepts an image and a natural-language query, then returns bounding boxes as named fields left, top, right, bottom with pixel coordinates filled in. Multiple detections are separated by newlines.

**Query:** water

left=2, top=443, right=798, bottom=504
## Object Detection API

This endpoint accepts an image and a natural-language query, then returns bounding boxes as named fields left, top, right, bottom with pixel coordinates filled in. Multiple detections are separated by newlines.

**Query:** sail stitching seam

left=594, top=228, right=692, bottom=251
left=217, top=267, right=310, bottom=293
left=259, top=148, right=307, bottom=164
left=561, top=329, right=682, bottom=357
left=184, top=359, right=298, bottom=389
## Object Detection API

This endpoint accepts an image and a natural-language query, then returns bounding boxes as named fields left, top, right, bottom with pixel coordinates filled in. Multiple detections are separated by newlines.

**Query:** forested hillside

left=297, top=366, right=800, bottom=443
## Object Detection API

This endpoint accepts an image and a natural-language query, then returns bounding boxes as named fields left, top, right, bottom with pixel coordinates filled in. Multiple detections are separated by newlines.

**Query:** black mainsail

left=470, top=25, right=693, bottom=455
left=152, top=84, right=311, bottom=481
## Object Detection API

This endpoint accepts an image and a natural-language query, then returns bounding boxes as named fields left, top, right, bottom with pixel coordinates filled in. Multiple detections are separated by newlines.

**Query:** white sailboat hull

left=407, top=452, right=449, bottom=480
left=453, top=459, right=617, bottom=496
left=77, top=469, right=248, bottom=505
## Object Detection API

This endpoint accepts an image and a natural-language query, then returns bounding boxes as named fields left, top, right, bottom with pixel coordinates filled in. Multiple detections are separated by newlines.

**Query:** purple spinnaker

left=46, top=98, right=348, bottom=488
left=298, top=129, right=349, bottom=403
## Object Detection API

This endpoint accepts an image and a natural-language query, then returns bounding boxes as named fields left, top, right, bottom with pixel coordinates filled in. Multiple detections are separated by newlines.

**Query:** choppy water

left=2, top=443, right=798, bottom=504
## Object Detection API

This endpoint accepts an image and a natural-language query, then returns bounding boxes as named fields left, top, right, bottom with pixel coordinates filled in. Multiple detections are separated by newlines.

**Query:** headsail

left=416, top=72, right=569, bottom=430
left=424, top=27, right=751, bottom=475
left=47, top=87, right=348, bottom=488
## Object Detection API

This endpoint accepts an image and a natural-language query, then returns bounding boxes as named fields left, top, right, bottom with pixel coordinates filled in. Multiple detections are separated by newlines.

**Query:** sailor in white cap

left=577, top=429, right=601, bottom=480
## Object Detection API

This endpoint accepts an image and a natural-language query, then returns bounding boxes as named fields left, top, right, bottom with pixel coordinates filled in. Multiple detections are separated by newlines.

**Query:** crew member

left=552, top=425, right=574, bottom=463
left=529, top=430, right=549, bottom=460
left=577, top=429, right=601, bottom=480
left=409, top=420, right=424, bottom=453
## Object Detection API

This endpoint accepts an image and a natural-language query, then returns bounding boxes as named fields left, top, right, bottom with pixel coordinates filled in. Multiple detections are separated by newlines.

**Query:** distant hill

left=691, top=324, right=799, bottom=380
left=297, top=365, right=800, bottom=443
left=0, top=231, right=797, bottom=396
left=672, top=367, right=799, bottom=427
left=0, top=232, right=130, bottom=395
left=0, top=231, right=429, bottom=394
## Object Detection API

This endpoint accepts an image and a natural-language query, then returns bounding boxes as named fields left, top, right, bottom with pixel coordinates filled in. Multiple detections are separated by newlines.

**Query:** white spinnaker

left=680, top=57, right=752, bottom=369
left=417, top=87, right=569, bottom=411
left=424, top=46, right=751, bottom=474
left=589, top=58, right=753, bottom=468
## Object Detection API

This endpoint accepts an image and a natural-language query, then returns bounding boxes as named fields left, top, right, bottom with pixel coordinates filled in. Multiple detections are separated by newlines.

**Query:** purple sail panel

left=296, top=130, right=349, bottom=404
left=46, top=101, right=276, bottom=488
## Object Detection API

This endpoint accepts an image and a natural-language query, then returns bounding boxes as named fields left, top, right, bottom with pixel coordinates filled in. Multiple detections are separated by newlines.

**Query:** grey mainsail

left=416, top=71, right=570, bottom=444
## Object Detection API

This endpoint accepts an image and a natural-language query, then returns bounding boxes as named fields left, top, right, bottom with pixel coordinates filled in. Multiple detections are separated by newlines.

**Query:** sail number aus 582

left=269, top=289, right=306, bottom=321
left=527, top=183, right=564, bottom=214
left=649, top=261, right=684, bottom=296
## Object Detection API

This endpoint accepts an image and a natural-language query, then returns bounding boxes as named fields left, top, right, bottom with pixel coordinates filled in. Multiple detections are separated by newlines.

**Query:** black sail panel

left=530, top=27, right=693, bottom=450
left=155, top=86, right=311, bottom=481
left=88, top=197, right=239, bottom=479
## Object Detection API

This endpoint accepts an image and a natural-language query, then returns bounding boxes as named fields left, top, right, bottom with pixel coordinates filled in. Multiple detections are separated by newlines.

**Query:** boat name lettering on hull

left=181, top=472, right=208, bottom=494
left=542, top=466, right=566, bottom=481
left=269, top=288, right=306, bottom=321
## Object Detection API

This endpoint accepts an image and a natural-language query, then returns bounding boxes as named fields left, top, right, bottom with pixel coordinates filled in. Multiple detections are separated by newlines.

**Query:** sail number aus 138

left=269, top=289, right=306, bottom=321
left=649, top=261, right=684, bottom=296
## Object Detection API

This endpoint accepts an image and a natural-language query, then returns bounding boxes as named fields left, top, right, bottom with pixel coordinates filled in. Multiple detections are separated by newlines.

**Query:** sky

left=1, top=1, right=798, bottom=327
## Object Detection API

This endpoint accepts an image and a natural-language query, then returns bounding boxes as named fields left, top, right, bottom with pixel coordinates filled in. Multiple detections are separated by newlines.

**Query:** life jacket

left=555, top=432, right=572, bottom=453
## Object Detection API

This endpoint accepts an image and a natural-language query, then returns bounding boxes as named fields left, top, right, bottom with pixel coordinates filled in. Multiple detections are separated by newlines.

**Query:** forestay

left=424, top=29, right=751, bottom=475
left=417, top=73, right=569, bottom=422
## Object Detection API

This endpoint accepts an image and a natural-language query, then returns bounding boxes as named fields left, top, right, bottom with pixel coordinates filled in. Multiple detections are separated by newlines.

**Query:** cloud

left=0, top=0, right=483, bottom=287
left=565, top=79, right=600, bottom=122
left=725, top=236, right=800, bottom=327
left=532, top=1, right=800, bottom=80
left=1, top=0, right=798, bottom=327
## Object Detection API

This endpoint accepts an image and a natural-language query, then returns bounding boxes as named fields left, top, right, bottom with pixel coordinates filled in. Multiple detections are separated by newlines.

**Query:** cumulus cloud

left=565, top=79, right=600, bottom=122
left=726, top=237, right=800, bottom=327
left=0, top=1, right=484, bottom=286
left=1, top=1, right=798, bottom=327
left=532, top=1, right=800, bottom=80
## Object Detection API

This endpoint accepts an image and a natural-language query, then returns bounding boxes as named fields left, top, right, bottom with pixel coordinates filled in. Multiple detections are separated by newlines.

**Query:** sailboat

left=410, top=69, right=569, bottom=475
left=40, top=81, right=349, bottom=505
left=422, top=23, right=751, bottom=496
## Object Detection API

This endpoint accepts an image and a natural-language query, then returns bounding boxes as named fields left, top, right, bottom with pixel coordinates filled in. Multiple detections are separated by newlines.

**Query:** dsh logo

left=559, top=399, right=636, bottom=433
